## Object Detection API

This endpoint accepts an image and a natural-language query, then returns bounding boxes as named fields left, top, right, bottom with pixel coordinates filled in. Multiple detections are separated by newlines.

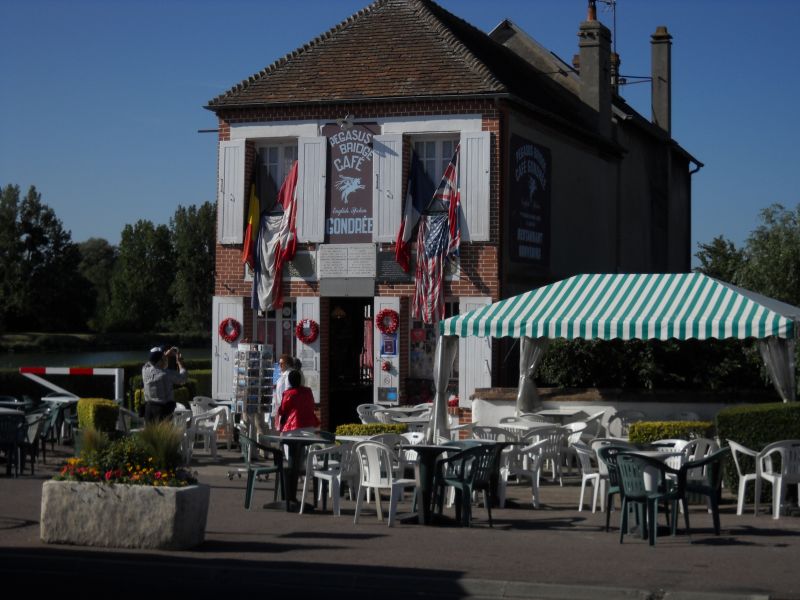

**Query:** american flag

left=412, top=145, right=461, bottom=323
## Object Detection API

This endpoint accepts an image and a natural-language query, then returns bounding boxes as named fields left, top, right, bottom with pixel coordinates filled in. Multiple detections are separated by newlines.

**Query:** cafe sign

left=322, top=123, right=380, bottom=244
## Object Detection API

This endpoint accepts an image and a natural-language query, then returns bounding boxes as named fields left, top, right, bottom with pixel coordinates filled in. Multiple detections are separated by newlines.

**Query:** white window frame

left=256, top=140, right=298, bottom=214
left=411, top=135, right=459, bottom=192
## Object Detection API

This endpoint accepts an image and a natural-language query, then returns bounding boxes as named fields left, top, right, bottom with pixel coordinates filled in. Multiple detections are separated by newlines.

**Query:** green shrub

left=78, top=426, right=111, bottom=457
left=136, top=420, right=184, bottom=471
left=628, top=421, right=715, bottom=445
left=334, top=423, right=408, bottom=436
left=717, top=402, right=800, bottom=491
left=77, top=398, right=119, bottom=433
left=192, top=369, right=212, bottom=397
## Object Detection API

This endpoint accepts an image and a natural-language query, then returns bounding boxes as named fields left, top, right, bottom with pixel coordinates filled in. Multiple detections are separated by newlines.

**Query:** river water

left=0, top=348, right=210, bottom=369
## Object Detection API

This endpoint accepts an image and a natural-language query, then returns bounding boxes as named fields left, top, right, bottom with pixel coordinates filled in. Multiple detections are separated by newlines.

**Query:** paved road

left=1, top=445, right=798, bottom=598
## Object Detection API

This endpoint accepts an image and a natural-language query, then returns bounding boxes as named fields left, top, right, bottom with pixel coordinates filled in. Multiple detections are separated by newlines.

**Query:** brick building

left=206, top=0, right=700, bottom=430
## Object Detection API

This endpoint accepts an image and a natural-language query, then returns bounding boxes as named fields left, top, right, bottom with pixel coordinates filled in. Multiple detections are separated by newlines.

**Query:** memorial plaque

left=376, top=250, right=412, bottom=283
left=286, top=251, right=316, bottom=280
left=318, top=243, right=376, bottom=278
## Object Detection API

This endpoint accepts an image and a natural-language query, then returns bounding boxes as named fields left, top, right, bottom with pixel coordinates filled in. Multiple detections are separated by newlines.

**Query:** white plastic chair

left=562, top=421, right=588, bottom=474
left=356, top=404, right=382, bottom=424
left=191, top=407, right=226, bottom=458
left=573, top=441, right=601, bottom=512
left=727, top=439, right=758, bottom=516
left=299, top=442, right=358, bottom=516
left=755, top=439, right=800, bottom=519
left=579, top=410, right=607, bottom=443
left=606, top=409, right=647, bottom=438
left=498, top=439, right=547, bottom=508
left=353, top=441, right=418, bottom=527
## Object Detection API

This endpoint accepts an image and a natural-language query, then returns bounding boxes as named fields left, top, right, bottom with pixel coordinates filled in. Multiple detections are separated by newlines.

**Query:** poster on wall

left=509, top=134, right=551, bottom=267
left=322, top=122, right=380, bottom=244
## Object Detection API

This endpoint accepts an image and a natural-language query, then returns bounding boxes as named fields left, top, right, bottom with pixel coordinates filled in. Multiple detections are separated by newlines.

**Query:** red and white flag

left=412, top=145, right=461, bottom=323
left=254, top=160, right=298, bottom=311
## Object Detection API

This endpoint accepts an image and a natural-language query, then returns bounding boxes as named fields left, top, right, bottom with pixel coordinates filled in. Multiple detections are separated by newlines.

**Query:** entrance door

left=328, top=298, right=374, bottom=429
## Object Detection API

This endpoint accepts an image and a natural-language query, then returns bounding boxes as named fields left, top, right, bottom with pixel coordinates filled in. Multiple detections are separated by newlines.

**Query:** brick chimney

left=651, top=25, right=672, bottom=136
left=578, top=1, right=612, bottom=137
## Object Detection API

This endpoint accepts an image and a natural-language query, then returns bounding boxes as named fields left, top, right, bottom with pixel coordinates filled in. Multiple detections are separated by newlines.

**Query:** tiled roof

left=206, top=0, right=593, bottom=128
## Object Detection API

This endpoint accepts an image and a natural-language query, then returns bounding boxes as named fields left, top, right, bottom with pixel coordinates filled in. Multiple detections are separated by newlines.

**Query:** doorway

left=328, top=298, right=373, bottom=429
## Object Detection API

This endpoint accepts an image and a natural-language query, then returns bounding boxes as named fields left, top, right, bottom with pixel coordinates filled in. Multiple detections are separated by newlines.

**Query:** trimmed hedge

left=77, top=398, right=119, bottom=433
left=334, top=423, right=408, bottom=436
left=628, top=421, right=715, bottom=445
left=716, top=402, right=800, bottom=492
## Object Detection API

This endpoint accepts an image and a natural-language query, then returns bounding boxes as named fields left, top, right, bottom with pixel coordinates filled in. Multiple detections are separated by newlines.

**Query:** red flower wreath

left=375, top=308, right=399, bottom=335
left=295, top=318, right=319, bottom=344
left=218, top=317, right=241, bottom=343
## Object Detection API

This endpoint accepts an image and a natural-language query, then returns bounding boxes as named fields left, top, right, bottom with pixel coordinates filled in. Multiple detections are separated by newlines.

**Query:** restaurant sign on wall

left=509, top=134, right=551, bottom=268
left=322, top=123, right=380, bottom=244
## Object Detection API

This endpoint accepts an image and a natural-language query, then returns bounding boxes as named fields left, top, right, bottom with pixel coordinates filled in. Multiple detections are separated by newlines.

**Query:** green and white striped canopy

left=440, top=273, right=800, bottom=341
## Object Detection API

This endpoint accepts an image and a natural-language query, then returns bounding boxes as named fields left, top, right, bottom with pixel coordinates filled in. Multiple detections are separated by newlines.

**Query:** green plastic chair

left=616, top=452, right=681, bottom=546
left=594, top=444, right=630, bottom=532
left=678, top=447, right=730, bottom=534
left=239, top=433, right=286, bottom=510
left=434, top=443, right=500, bottom=527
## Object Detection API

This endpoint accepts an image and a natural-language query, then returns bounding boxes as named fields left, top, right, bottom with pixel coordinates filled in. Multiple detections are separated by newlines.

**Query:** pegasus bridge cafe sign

left=323, top=123, right=380, bottom=244
left=509, top=134, right=551, bottom=268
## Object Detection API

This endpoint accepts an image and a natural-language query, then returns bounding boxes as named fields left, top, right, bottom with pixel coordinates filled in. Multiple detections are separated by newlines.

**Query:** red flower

left=104, top=470, right=113, bottom=481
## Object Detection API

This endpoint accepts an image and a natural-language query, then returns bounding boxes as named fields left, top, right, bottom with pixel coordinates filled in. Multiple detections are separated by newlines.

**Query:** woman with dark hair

left=276, top=369, right=319, bottom=432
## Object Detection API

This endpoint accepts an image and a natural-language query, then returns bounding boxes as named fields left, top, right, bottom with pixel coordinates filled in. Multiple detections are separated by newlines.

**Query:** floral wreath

left=375, top=308, right=399, bottom=335
left=218, top=317, right=241, bottom=343
left=295, top=318, right=319, bottom=344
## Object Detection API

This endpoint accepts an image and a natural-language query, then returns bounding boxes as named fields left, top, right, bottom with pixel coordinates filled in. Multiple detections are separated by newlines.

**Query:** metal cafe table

left=259, top=432, right=333, bottom=512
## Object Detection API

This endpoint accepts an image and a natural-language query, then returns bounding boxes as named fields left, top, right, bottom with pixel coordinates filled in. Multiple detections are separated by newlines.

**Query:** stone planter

left=41, top=480, right=210, bottom=550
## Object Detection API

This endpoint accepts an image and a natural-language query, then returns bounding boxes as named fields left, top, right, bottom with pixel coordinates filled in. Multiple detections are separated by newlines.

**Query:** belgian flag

left=241, top=152, right=261, bottom=269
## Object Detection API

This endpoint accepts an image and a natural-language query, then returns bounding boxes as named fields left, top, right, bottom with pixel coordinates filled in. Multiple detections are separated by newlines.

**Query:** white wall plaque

left=318, top=243, right=376, bottom=278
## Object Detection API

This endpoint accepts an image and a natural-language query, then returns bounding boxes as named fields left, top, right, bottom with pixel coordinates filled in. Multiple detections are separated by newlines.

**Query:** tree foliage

left=78, top=238, right=117, bottom=331
left=0, top=184, right=92, bottom=332
left=169, top=202, right=216, bottom=333
left=103, top=220, right=174, bottom=332
left=737, top=204, right=800, bottom=306
left=694, top=235, right=744, bottom=283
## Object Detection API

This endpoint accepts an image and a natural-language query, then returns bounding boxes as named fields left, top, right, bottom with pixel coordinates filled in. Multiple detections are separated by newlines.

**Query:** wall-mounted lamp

left=332, top=305, right=347, bottom=320
left=336, top=114, right=354, bottom=130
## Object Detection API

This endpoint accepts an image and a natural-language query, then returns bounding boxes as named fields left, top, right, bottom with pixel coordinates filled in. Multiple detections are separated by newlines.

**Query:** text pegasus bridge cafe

left=206, top=0, right=698, bottom=431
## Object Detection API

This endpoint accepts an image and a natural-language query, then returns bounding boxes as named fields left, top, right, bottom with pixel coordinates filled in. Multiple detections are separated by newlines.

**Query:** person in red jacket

left=277, top=369, right=320, bottom=432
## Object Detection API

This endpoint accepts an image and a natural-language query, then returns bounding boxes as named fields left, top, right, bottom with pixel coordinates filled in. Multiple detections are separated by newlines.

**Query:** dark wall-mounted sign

left=376, top=250, right=412, bottom=283
left=322, top=123, right=380, bottom=244
left=509, top=134, right=550, bottom=267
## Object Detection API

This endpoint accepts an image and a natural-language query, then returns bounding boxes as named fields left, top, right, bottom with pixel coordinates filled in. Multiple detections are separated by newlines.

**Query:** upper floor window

left=258, top=142, right=298, bottom=213
left=413, top=136, right=458, bottom=195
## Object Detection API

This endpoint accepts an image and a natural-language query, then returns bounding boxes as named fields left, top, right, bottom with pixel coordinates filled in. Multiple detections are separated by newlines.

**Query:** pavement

left=1, top=444, right=799, bottom=599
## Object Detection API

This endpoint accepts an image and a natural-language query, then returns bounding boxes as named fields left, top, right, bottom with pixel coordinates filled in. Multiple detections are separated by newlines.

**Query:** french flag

left=395, top=149, right=434, bottom=272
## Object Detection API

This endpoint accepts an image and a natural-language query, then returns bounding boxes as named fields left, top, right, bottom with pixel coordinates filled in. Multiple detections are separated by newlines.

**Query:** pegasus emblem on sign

left=335, top=176, right=365, bottom=204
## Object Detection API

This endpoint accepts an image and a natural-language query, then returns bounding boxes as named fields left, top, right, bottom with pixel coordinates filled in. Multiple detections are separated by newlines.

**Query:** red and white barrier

left=19, top=366, right=124, bottom=401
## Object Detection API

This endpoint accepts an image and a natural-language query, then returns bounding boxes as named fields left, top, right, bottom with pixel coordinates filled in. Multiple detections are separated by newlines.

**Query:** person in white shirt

left=271, top=353, right=293, bottom=427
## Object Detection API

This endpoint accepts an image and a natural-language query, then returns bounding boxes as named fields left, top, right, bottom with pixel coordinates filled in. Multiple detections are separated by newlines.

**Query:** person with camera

left=142, top=345, right=188, bottom=423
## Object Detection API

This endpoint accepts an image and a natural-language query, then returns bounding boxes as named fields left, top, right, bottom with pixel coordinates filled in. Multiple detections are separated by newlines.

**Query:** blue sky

left=1, top=0, right=798, bottom=265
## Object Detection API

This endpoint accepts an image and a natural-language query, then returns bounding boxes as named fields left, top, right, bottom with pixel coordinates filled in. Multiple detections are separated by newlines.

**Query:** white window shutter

left=212, top=295, right=245, bottom=400
left=459, top=131, right=490, bottom=242
left=296, top=296, right=321, bottom=402
left=217, top=139, right=246, bottom=245
left=297, top=136, right=327, bottom=242
left=374, top=296, right=401, bottom=404
left=372, top=134, right=403, bottom=242
left=458, top=296, right=492, bottom=407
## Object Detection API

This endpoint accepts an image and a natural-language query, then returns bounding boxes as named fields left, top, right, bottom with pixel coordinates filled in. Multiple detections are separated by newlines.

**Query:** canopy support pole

left=430, top=335, right=459, bottom=442
left=516, top=337, right=549, bottom=414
